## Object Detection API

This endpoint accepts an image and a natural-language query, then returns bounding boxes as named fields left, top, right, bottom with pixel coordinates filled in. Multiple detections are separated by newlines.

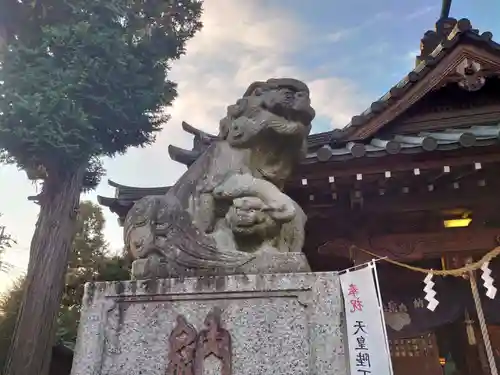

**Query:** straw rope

left=346, top=242, right=500, bottom=375
left=468, top=268, right=498, bottom=375
left=350, top=245, right=500, bottom=277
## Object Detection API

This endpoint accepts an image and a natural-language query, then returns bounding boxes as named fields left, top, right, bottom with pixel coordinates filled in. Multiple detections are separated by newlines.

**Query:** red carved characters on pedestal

left=194, top=307, right=232, bottom=375
left=167, top=308, right=232, bottom=375
left=167, top=315, right=197, bottom=375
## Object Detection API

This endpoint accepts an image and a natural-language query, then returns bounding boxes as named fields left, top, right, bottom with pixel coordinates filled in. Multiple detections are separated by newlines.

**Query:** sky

left=0, top=0, right=499, bottom=291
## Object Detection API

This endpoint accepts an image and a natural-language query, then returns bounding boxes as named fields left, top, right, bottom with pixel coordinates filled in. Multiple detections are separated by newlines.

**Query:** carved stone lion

left=124, top=78, right=315, bottom=279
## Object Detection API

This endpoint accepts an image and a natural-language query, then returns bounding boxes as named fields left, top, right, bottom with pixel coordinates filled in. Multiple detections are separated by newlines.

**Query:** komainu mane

left=124, top=78, right=316, bottom=278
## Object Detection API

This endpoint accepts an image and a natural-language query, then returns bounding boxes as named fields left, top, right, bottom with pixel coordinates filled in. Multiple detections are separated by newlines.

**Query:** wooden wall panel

left=389, top=333, right=442, bottom=375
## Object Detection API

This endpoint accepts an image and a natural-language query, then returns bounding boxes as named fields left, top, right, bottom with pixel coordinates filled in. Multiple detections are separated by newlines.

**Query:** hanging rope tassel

left=468, top=267, right=498, bottom=375
left=464, top=309, right=477, bottom=346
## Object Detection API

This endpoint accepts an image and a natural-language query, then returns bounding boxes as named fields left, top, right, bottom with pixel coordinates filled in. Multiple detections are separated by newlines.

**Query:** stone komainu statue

left=124, top=78, right=316, bottom=279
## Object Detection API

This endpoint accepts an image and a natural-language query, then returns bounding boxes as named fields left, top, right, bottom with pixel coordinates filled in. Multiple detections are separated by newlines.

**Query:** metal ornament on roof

left=455, top=58, right=486, bottom=92
left=480, top=261, right=498, bottom=299
left=423, top=273, right=439, bottom=311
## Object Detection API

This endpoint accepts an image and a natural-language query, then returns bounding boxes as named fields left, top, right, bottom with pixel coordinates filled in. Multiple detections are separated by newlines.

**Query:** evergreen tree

left=59, top=201, right=130, bottom=346
left=0, top=1, right=202, bottom=371
left=0, top=201, right=130, bottom=369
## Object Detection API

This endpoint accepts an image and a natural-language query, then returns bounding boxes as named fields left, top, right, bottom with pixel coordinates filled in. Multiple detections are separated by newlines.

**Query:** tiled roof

left=99, top=124, right=500, bottom=212
left=97, top=180, right=170, bottom=213
left=98, top=18, right=500, bottom=215
left=167, top=18, right=500, bottom=167
left=168, top=123, right=500, bottom=166
left=336, top=18, right=500, bottom=137
left=306, top=130, right=341, bottom=149
left=306, top=124, right=500, bottom=163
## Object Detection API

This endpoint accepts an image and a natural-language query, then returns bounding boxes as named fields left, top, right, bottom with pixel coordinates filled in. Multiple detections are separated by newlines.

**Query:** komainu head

left=218, top=78, right=316, bottom=150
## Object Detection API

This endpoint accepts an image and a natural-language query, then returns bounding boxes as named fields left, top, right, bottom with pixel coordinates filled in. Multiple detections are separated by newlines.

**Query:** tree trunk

left=3, top=164, right=86, bottom=375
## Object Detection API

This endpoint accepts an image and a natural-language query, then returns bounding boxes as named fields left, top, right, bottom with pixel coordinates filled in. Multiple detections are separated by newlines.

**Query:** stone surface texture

left=123, top=78, right=316, bottom=279
left=131, top=252, right=311, bottom=279
left=71, top=272, right=347, bottom=375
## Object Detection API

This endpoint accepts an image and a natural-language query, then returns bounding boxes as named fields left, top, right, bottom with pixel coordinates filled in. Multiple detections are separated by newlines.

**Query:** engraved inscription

left=167, top=308, right=232, bottom=375
left=194, top=308, right=232, bottom=375
left=167, top=315, right=198, bottom=375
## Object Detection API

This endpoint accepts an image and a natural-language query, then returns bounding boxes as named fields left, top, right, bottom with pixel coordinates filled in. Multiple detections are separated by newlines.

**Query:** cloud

left=0, top=0, right=367, bottom=289
left=326, top=12, right=392, bottom=43
left=404, top=50, right=420, bottom=62
left=405, top=5, right=438, bottom=20
left=326, top=6, right=437, bottom=44
left=308, top=77, right=367, bottom=127
left=327, top=30, right=350, bottom=43
left=0, top=165, right=38, bottom=292
left=117, top=0, right=311, bottom=180
left=106, top=0, right=365, bottom=185
left=166, top=0, right=307, bottom=129
left=166, top=0, right=366, bottom=129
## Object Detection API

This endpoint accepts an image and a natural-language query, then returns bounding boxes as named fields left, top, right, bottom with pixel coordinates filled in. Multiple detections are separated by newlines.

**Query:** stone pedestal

left=71, top=272, right=347, bottom=375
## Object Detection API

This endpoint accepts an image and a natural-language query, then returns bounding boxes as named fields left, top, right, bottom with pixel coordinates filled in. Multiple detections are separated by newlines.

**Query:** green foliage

left=0, top=201, right=130, bottom=363
left=0, top=0, right=202, bottom=175
left=59, top=201, right=130, bottom=346
left=0, top=278, right=24, bottom=369
left=83, top=157, right=105, bottom=191
left=0, top=214, right=15, bottom=273
left=0, top=2, right=201, bottom=370
left=0, top=215, right=14, bottom=251
left=57, top=253, right=130, bottom=348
